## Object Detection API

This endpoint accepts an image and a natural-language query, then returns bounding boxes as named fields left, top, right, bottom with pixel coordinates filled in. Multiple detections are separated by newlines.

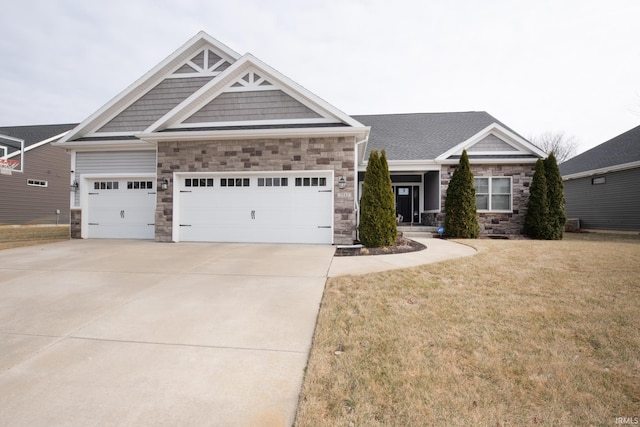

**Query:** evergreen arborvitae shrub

left=524, top=158, right=551, bottom=239
left=444, top=150, right=479, bottom=238
left=379, top=150, right=398, bottom=243
left=544, top=153, right=567, bottom=239
left=358, top=149, right=397, bottom=247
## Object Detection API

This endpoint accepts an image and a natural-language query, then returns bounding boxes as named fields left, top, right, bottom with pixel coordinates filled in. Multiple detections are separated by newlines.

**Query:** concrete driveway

left=0, top=240, right=335, bottom=427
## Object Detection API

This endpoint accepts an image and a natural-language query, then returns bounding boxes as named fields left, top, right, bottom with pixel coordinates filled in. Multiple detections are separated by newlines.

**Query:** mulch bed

left=335, top=235, right=428, bottom=257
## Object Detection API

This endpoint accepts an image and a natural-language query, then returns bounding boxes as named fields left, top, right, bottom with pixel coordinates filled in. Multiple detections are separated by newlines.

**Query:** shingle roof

left=351, top=112, right=518, bottom=160
left=559, top=124, right=640, bottom=176
left=0, top=124, right=77, bottom=153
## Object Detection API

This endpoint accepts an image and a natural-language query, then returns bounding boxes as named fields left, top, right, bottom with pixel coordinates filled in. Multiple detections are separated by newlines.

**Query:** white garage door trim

left=172, top=170, right=334, bottom=244
left=81, top=173, right=157, bottom=239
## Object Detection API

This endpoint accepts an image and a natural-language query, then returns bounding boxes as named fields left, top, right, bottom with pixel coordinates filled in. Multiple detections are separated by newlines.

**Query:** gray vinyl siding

left=468, top=134, right=518, bottom=152
left=184, top=90, right=322, bottom=123
left=98, top=77, right=213, bottom=132
left=0, top=144, right=70, bottom=225
left=74, top=150, right=156, bottom=206
left=564, top=167, right=640, bottom=231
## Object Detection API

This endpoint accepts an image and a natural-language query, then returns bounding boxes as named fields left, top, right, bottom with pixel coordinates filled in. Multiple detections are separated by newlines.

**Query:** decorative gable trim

left=58, top=31, right=241, bottom=144
left=144, top=54, right=365, bottom=133
left=436, top=123, right=546, bottom=162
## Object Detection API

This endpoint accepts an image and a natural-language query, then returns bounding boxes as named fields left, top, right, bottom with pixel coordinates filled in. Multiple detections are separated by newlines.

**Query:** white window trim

left=27, top=179, right=48, bottom=187
left=474, top=176, right=513, bottom=212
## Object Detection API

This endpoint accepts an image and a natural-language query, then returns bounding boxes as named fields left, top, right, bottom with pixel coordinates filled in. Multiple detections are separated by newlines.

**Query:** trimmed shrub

left=544, top=153, right=567, bottom=239
left=524, top=158, right=551, bottom=239
left=444, top=150, right=479, bottom=238
left=358, top=149, right=397, bottom=247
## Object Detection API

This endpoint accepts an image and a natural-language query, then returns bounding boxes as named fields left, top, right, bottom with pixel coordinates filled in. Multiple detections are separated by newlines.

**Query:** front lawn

left=296, top=233, right=640, bottom=426
left=0, top=225, right=70, bottom=250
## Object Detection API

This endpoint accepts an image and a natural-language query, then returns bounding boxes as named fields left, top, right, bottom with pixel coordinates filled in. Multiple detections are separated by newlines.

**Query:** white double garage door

left=86, top=171, right=334, bottom=244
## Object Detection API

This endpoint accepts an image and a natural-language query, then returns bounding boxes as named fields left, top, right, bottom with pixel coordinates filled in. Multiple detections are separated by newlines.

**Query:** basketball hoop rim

left=0, top=159, right=19, bottom=175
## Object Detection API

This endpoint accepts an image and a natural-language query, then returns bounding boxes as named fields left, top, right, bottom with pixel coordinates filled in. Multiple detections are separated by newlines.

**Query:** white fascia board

left=562, top=160, right=640, bottom=181
left=56, top=139, right=155, bottom=151
left=387, top=160, right=440, bottom=171
left=139, top=126, right=370, bottom=143
left=436, top=123, right=546, bottom=161
left=145, top=53, right=365, bottom=133
left=360, top=159, right=441, bottom=171
left=18, top=131, right=70, bottom=154
left=439, top=157, right=540, bottom=165
left=170, top=118, right=339, bottom=129
left=59, top=32, right=241, bottom=144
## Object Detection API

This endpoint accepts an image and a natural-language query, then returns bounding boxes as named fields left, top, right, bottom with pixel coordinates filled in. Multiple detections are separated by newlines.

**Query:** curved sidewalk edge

left=327, top=237, right=477, bottom=277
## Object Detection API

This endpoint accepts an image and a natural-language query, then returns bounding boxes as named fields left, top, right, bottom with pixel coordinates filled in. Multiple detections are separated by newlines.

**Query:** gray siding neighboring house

left=560, top=124, right=640, bottom=231
left=0, top=124, right=77, bottom=225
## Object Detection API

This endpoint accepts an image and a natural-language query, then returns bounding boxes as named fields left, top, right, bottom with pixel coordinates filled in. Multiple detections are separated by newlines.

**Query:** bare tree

left=529, top=131, right=579, bottom=163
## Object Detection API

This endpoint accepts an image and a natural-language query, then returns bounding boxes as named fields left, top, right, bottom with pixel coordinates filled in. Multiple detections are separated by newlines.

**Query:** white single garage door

left=177, top=172, right=333, bottom=244
left=87, top=178, right=156, bottom=239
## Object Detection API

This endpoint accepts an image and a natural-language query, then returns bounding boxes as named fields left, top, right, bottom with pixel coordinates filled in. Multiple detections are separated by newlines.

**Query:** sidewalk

left=327, top=236, right=477, bottom=277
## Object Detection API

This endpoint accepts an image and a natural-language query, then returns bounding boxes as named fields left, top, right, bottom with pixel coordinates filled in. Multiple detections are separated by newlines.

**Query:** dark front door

left=396, top=187, right=412, bottom=223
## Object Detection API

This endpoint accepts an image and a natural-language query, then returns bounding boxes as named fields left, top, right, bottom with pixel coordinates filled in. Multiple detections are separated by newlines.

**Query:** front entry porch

left=358, top=170, right=441, bottom=226
left=391, top=171, right=440, bottom=225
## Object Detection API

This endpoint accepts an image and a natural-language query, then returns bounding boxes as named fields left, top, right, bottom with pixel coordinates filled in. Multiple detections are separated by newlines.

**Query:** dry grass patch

left=0, top=225, right=70, bottom=250
left=296, top=234, right=640, bottom=426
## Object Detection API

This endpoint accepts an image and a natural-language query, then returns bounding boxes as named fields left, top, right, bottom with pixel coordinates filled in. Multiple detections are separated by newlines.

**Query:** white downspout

left=354, top=135, right=369, bottom=240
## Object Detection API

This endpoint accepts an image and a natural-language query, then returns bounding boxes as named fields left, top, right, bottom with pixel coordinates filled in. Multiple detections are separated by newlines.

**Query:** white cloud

left=1, top=0, right=639, bottom=153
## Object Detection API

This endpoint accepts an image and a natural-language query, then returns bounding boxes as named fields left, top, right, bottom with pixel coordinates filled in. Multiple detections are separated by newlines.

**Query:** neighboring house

left=55, top=31, right=544, bottom=244
left=559, top=124, right=640, bottom=231
left=0, top=124, right=76, bottom=225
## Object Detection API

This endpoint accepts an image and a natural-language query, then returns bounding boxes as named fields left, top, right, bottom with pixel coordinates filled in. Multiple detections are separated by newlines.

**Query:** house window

left=474, top=177, right=512, bottom=211
left=27, top=179, right=48, bottom=187
left=592, top=176, right=606, bottom=185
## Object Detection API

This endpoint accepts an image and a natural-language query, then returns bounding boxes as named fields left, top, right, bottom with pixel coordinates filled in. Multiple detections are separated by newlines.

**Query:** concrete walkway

left=328, top=235, right=477, bottom=277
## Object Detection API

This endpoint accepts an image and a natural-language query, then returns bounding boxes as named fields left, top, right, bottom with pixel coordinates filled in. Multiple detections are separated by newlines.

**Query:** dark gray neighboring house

left=0, top=124, right=77, bottom=225
left=559, top=124, right=640, bottom=231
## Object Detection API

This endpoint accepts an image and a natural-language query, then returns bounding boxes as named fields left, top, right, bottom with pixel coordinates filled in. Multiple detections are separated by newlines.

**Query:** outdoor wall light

left=338, top=176, right=347, bottom=189
left=161, top=178, right=169, bottom=190
left=70, top=180, right=79, bottom=191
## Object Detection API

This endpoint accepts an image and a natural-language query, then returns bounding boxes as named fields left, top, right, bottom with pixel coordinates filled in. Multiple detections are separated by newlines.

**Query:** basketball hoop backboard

left=0, top=133, right=24, bottom=174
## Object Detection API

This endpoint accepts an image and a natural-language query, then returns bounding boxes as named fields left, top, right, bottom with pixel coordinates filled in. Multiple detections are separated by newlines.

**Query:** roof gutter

left=138, top=126, right=369, bottom=142
left=353, top=135, right=369, bottom=241
left=562, top=160, right=640, bottom=181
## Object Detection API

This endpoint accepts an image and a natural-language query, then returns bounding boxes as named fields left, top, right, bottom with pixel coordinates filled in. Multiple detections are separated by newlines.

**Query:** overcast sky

left=1, top=0, right=639, bottom=155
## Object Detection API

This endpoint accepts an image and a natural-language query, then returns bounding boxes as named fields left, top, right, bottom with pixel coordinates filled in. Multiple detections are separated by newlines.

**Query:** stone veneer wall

left=70, top=209, right=82, bottom=239
left=424, top=163, right=535, bottom=235
left=155, top=136, right=356, bottom=244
